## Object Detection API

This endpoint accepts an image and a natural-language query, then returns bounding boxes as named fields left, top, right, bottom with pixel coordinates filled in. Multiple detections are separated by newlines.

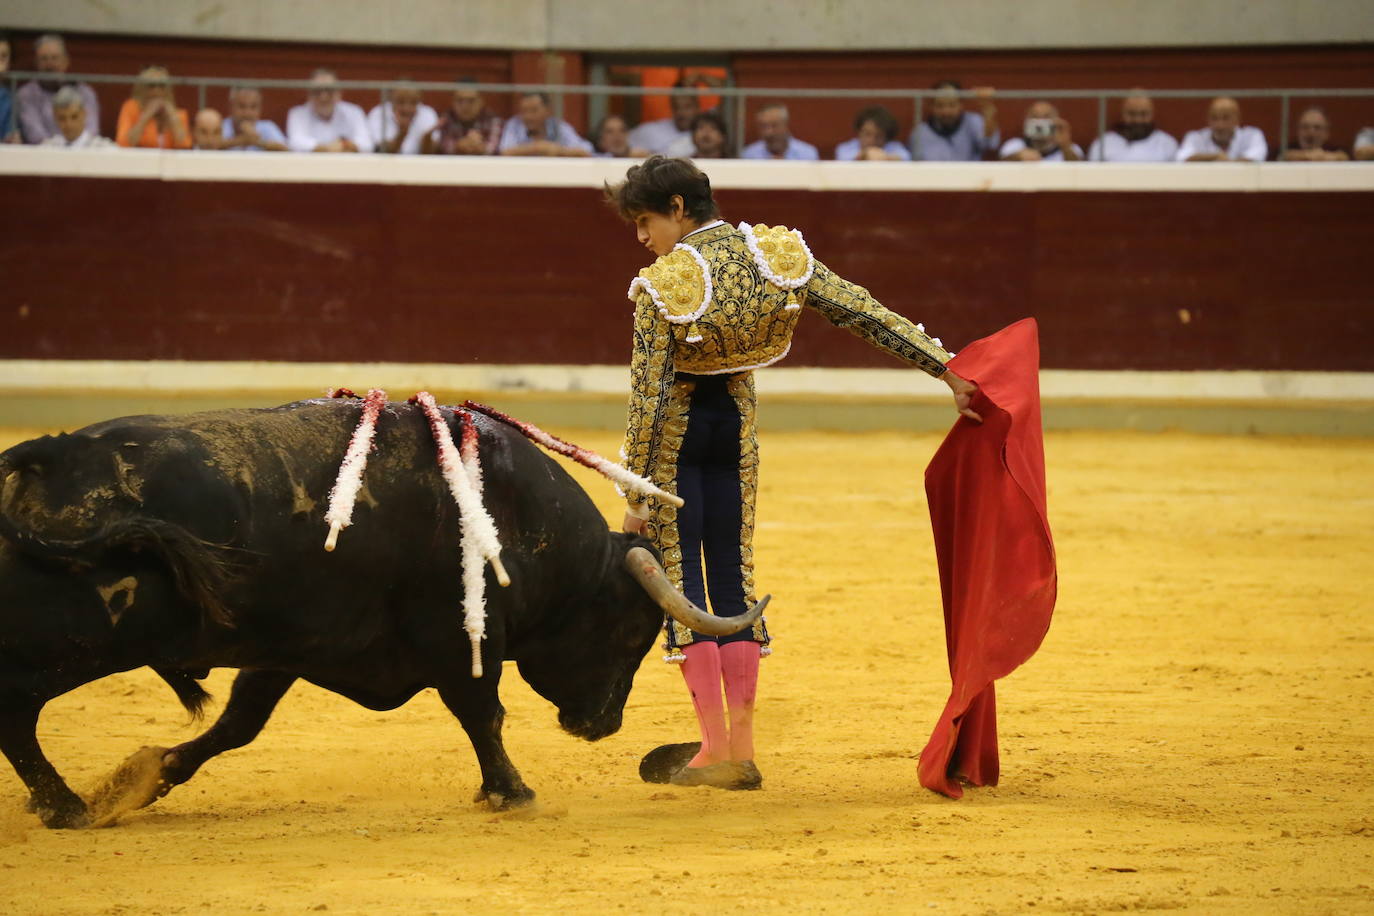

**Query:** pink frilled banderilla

left=463, top=401, right=684, bottom=509
left=321, top=389, right=682, bottom=677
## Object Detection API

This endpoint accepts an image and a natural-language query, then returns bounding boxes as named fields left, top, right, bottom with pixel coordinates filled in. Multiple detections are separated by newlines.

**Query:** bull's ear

left=0, top=436, right=60, bottom=476
left=609, top=529, right=659, bottom=558
left=0, top=459, right=16, bottom=510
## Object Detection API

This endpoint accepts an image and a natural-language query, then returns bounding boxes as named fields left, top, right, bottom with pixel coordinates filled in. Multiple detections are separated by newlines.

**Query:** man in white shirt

left=286, top=69, right=374, bottom=153
left=913, top=81, right=1000, bottom=161
left=1089, top=93, right=1179, bottom=162
left=1177, top=97, right=1266, bottom=162
left=38, top=85, right=112, bottom=148
left=192, top=108, right=224, bottom=150
left=1280, top=107, right=1349, bottom=162
left=367, top=83, right=438, bottom=155
left=1356, top=127, right=1374, bottom=161
left=628, top=80, right=699, bottom=155
left=1000, top=101, right=1083, bottom=161
left=221, top=86, right=288, bottom=152
left=740, top=104, right=819, bottom=161
left=497, top=92, right=593, bottom=156
left=17, top=33, right=100, bottom=144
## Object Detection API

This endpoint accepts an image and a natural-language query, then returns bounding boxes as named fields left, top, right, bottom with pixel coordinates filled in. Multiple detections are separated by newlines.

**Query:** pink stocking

left=720, top=641, right=761, bottom=761
left=680, top=642, right=728, bottom=767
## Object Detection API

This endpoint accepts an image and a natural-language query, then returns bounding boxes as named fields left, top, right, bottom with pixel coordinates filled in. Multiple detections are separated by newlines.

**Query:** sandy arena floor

left=0, top=422, right=1371, bottom=915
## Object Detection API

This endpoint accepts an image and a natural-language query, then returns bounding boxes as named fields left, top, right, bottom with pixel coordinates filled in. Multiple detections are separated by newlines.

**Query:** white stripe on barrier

left=3, top=146, right=1373, bottom=192
left=0, top=359, right=1370, bottom=402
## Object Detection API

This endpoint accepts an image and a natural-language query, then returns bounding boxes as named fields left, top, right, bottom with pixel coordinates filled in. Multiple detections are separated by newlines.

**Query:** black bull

left=0, top=399, right=762, bottom=828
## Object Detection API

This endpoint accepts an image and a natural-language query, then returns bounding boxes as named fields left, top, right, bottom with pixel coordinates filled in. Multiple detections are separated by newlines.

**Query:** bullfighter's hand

left=622, top=511, right=648, bottom=536
left=944, top=370, right=983, bottom=423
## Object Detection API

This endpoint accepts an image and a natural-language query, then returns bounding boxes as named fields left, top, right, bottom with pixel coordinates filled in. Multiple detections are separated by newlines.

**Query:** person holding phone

left=1000, top=100, right=1082, bottom=161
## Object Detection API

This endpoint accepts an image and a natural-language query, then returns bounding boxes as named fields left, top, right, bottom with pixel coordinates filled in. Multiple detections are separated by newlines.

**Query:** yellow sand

left=0, top=425, right=1371, bottom=915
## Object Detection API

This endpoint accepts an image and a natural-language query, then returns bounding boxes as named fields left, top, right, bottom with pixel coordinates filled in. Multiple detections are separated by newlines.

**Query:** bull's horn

left=624, top=546, right=769, bottom=637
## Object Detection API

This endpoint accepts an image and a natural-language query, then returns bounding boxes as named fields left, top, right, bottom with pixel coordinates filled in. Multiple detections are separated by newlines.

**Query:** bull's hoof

left=32, top=795, right=91, bottom=830
left=639, top=742, right=702, bottom=784
left=472, top=785, right=536, bottom=811
left=84, top=746, right=174, bottom=827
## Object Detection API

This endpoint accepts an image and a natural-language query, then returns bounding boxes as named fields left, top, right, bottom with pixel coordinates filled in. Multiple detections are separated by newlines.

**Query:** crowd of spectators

left=4, top=33, right=1374, bottom=164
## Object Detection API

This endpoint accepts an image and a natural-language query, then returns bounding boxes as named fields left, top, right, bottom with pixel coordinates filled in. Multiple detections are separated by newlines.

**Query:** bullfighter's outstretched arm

left=620, top=294, right=676, bottom=509
left=803, top=260, right=952, bottom=377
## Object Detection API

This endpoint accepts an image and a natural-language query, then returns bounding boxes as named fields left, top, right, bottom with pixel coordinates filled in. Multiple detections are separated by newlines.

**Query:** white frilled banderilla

left=322, top=387, right=387, bottom=551
left=322, top=389, right=683, bottom=677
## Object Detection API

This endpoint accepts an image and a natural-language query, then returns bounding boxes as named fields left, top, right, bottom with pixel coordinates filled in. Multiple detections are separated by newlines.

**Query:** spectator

left=592, top=114, right=648, bottom=158
left=17, top=33, right=100, bottom=144
left=423, top=78, right=502, bottom=155
left=286, top=69, right=374, bottom=153
left=498, top=92, right=592, bottom=156
left=741, top=104, right=819, bottom=161
left=0, top=32, right=17, bottom=142
left=628, top=79, right=699, bottom=154
left=368, top=82, right=437, bottom=155
left=1177, top=97, right=1266, bottom=162
left=686, top=110, right=732, bottom=159
left=1281, top=107, right=1349, bottom=162
left=221, top=86, right=288, bottom=152
left=835, top=105, right=911, bottom=161
left=913, top=81, right=999, bottom=161
left=1355, top=127, right=1374, bottom=161
left=1088, top=92, right=1179, bottom=162
left=115, top=66, right=191, bottom=149
left=192, top=109, right=225, bottom=150
left=38, top=86, right=113, bottom=149
left=1000, top=101, right=1082, bottom=161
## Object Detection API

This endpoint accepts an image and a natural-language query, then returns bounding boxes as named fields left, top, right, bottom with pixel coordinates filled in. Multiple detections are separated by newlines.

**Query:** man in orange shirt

left=116, top=66, right=190, bottom=149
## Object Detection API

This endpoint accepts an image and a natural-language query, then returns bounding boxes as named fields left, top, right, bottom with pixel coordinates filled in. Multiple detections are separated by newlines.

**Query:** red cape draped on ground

left=918, top=318, right=1058, bottom=799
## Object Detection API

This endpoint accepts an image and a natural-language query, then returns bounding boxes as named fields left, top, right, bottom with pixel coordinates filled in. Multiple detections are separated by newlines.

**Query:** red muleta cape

left=918, top=318, right=1058, bottom=799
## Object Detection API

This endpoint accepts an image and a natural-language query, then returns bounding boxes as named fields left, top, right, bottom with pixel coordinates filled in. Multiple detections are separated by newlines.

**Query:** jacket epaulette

left=738, top=222, right=814, bottom=308
left=627, top=243, right=713, bottom=343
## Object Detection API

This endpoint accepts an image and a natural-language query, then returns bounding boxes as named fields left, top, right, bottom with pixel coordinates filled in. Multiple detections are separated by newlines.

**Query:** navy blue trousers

left=675, top=375, right=755, bottom=646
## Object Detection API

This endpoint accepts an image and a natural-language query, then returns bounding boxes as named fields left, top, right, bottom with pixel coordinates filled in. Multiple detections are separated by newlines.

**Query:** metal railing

left=7, top=70, right=1374, bottom=158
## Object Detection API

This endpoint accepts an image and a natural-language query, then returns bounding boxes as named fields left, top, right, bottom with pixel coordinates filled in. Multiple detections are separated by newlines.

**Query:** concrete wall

left=7, top=0, right=1374, bottom=51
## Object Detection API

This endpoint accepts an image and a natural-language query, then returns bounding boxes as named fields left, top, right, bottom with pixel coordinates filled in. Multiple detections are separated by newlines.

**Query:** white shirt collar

left=681, top=219, right=726, bottom=241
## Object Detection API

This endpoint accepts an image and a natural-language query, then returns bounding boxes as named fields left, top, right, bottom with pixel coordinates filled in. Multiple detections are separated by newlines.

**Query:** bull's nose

left=558, top=710, right=621, bottom=742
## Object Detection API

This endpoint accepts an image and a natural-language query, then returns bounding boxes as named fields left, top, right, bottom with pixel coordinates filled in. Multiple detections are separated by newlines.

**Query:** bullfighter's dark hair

left=604, top=155, right=720, bottom=224
left=853, top=105, right=900, bottom=143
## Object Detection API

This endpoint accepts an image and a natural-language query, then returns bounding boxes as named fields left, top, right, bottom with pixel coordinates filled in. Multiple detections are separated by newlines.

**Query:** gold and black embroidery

left=622, top=222, right=950, bottom=647
left=803, top=260, right=951, bottom=377
left=620, top=296, right=676, bottom=501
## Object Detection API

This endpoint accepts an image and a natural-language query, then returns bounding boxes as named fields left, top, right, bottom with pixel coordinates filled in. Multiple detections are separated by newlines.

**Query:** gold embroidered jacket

left=621, top=220, right=951, bottom=502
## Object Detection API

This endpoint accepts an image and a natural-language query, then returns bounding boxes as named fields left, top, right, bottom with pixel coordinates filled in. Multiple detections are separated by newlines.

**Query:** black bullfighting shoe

left=639, top=742, right=702, bottom=783
left=733, top=760, right=763, bottom=791
left=668, top=759, right=756, bottom=790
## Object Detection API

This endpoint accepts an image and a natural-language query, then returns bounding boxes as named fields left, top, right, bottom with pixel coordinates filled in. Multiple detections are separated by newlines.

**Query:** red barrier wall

left=2, top=176, right=1369, bottom=371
